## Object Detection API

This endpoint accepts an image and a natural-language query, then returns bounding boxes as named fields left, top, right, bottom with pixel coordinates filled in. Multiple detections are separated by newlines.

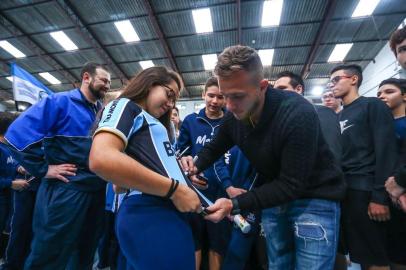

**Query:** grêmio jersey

left=95, top=98, right=202, bottom=199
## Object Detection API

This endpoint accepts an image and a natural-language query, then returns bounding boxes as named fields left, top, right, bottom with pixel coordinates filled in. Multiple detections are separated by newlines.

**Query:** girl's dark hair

left=120, top=66, right=183, bottom=135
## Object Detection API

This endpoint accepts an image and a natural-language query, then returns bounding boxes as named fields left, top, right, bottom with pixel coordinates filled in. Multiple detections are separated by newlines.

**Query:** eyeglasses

left=161, top=85, right=179, bottom=103
left=327, top=75, right=353, bottom=87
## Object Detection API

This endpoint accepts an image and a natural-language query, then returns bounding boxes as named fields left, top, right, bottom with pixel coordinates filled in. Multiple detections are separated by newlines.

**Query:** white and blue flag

left=11, top=63, right=53, bottom=104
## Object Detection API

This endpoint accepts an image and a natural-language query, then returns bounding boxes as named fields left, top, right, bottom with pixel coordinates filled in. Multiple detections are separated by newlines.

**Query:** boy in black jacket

left=378, top=78, right=406, bottom=269
left=330, top=64, right=397, bottom=270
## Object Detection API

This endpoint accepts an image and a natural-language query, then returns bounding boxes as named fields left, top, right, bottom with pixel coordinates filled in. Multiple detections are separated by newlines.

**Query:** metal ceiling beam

left=55, top=0, right=129, bottom=85
left=0, top=0, right=53, bottom=12
left=301, top=0, right=338, bottom=79
left=4, top=10, right=405, bottom=48
left=142, top=0, right=191, bottom=97
left=0, top=11, right=78, bottom=87
left=0, top=33, right=389, bottom=63
left=0, top=53, right=376, bottom=78
left=6, top=10, right=405, bottom=38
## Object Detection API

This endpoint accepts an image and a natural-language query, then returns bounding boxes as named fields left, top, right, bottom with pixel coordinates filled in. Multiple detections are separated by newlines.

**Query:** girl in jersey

left=90, top=66, right=201, bottom=270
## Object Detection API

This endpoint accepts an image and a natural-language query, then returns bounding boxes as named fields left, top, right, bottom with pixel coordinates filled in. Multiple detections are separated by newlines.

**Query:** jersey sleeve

left=94, top=98, right=143, bottom=148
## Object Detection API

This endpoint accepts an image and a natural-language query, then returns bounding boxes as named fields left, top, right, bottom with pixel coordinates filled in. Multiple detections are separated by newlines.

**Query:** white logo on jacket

left=339, top=120, right=354, bottom=134
left=6, top=156, right=14, bottom=165
left=196, top=135, right=211, bottom=146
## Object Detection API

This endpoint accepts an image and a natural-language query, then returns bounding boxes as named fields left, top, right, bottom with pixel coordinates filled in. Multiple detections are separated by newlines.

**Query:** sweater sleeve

left=214, top=154, right=233, bottom=190
left=368, top=99, right=398, bottom=205
left=396, top=165, right=406, bottom=188
left=236, top=107, right=320, bottom=211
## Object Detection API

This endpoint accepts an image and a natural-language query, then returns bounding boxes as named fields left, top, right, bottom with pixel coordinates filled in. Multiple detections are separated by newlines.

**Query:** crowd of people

left=0, top=25, right=405, bottom=270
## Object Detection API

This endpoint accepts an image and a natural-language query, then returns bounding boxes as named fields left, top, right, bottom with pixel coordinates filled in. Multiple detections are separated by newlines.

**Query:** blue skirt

left=116, top=194, right=195, bottom=270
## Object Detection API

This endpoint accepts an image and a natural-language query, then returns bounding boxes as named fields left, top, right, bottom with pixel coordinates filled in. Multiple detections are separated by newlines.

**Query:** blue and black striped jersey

left=96, top=98, right=190, bottom=197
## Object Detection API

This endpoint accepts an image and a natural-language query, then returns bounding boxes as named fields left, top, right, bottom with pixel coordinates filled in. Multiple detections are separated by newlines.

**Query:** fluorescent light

left=351, top=0, right=380, bottom=18
left=114, top=20, right=140, bottom=43
left=327, top=43, right=353, bottom=62
left=261, top=0, right=284, bottom=27
left=39, top=72, right=61, bottom=84
left=311, top=86, right=324, bottom=96
left=139, top=60, right=154, bottom=70
left=0, top=40, right=26, bottom=58
left=4, top=100, right=15, bottom=105
left=202, top=54, right=217, bottom=70
left=6, top=76, right=13, bottom=82
left=258, top=49, right=274, bottom=66
left=50, top=31, right=78, bottom=51
left=192, top=8, right=213, bottom=33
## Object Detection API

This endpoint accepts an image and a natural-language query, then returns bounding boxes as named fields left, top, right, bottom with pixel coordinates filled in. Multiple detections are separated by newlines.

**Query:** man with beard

left=181, top=45, right=346, bottom=269
left=4, top=62, right=111, bottom=269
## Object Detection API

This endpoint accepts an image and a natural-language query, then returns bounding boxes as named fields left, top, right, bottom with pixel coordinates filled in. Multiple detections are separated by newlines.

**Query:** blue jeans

left=262, top=199, right=340, bottom=270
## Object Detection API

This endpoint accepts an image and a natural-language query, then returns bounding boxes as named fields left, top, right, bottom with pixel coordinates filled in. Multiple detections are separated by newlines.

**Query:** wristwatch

left=231, top=198, right=241, bottom=215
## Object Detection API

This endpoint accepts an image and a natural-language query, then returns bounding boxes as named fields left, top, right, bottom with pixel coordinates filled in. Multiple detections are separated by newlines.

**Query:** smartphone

left=196, top=175, right=208, bottom=185
left=200, top=207, right=213, bottom=217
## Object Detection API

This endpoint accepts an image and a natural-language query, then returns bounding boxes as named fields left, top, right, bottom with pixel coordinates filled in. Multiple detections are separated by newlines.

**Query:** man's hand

left=385, top=176, right=405, bottom=199
left=171, top=183, right=202, bottom=213
left=45, top=164, right=77, bottom=183
left=204, top=198, right=233, bottom=223
left=226, top=186, right=246, bottom=198
left=368, top=202, right=390, bottom=222
left=11, top=179, right=29, bottom=191
left=180, top=156, right=198, bottom=176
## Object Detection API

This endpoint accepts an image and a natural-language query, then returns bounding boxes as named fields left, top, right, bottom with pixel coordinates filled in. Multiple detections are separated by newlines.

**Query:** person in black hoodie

left=273, top=71, right=341, bottom=162
left=329, top=64, right=398, bottom=270
left=378, top=78, right=406, bottom=270
left=181, top=45, right=346, bottom=270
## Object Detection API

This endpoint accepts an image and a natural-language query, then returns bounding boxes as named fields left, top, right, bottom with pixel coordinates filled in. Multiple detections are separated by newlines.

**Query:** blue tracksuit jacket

left=0, top=142, right=18, bottom=190
left=5, top=88, right=104, bottom=191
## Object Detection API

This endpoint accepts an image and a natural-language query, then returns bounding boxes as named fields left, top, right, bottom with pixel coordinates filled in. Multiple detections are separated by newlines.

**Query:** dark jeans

left=97, top=210, right=119, bottom=269
left=2, top=189, right=37, bottom=270
left=24, top=182, right=104, bottom=270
